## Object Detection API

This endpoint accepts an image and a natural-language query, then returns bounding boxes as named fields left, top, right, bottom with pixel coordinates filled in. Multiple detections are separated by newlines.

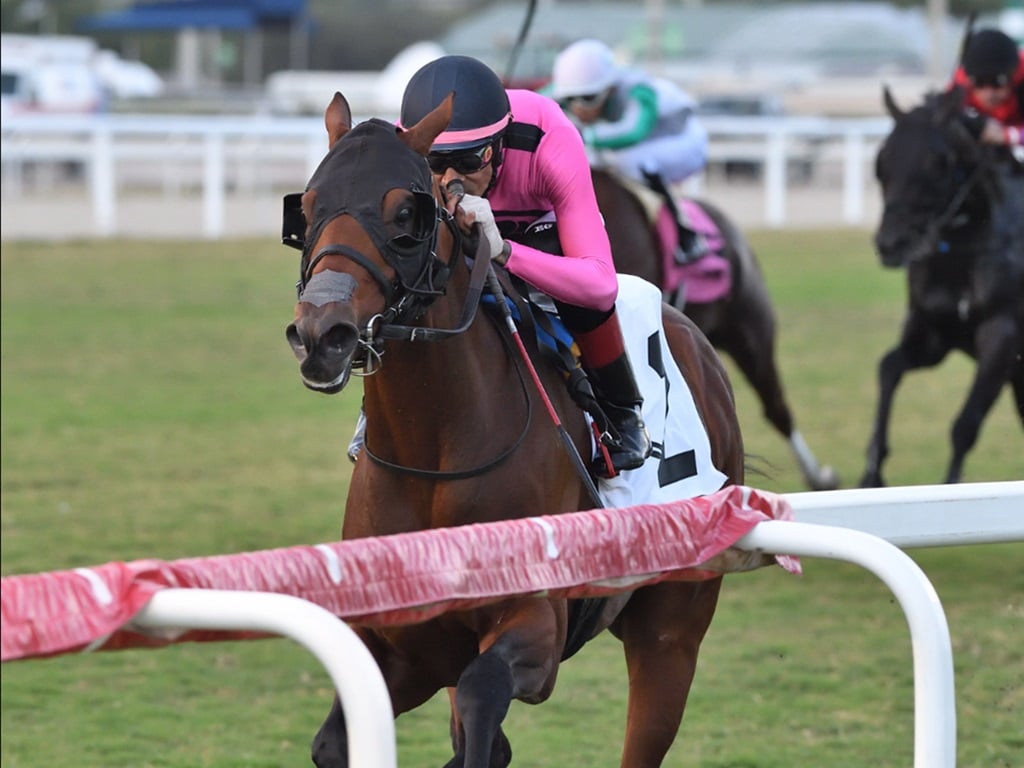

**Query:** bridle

left=301, top=200, right=534, bottom=480
left=284, top=119, right=498, bottom=372
left=895, top=111, right=998, bottom=263
left=922, top=163, right=986, bottom=256
left=284, top=119, right=534, bottom=479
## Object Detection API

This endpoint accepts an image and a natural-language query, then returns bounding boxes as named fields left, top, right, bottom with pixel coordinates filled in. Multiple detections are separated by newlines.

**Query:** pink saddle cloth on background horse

left=654, top=199, right=731, bottom=306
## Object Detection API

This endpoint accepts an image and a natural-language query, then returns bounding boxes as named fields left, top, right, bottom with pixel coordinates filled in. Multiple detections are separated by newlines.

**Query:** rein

left=362, top=304, right=536, bottom=480
left=917, top=117, right=997, bottom=260
left=293, top=128, right=597, bottom=488
left=926, top=164, right=984, bottom=243
left=355, top=237, right=538, bottom=480
left=345, top=235, right=495, bottom=375
left=369, top=245, right=492, bottom=343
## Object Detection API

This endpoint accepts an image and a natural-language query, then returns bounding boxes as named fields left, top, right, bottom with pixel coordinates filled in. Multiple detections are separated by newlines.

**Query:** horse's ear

left=882, top=85, right=904, bottom=120
left=325, top=92, right=353, bottom=148
left=399, top=92, right=454, bottom=157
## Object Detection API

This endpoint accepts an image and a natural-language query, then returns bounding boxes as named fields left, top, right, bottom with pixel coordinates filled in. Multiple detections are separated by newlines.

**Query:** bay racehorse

left=285, top=92, right=746, bottom=768
left=862, top=86, right=1024, bottom=486
left=591, top=168, right=839, bottom=491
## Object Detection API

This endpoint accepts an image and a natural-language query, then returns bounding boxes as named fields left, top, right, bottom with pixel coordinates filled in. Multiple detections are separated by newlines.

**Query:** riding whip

left=447, top=179, right=604, bottom=508
left=504, top=0, right=538, bottom=85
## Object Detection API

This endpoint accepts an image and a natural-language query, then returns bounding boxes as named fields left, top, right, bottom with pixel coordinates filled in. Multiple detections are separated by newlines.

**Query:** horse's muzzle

left=285, top=319, right=359, bottom=394
left=874, top=227, right=916, bottom=268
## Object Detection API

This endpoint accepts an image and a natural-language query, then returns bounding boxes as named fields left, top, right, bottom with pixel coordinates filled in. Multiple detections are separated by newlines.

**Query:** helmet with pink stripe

left=400, top=55, right=512, bottom=151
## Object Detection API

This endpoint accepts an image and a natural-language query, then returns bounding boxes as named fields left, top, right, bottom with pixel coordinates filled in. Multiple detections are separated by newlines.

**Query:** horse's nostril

left=323, top=323, right=357, bottom=355
left=285, top=324, right=307, bottom=360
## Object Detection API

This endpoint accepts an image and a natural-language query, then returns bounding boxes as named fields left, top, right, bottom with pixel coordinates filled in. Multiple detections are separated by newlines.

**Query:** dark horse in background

left=285, top=91, right=747, bottom=767
left=862, top=86, right=1024, bottom=486
left=592, top=168, right=840, bottom=491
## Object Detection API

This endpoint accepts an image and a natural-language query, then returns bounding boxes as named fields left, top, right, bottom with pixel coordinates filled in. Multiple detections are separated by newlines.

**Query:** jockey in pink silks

left=348, top=54, right=651, bottom=478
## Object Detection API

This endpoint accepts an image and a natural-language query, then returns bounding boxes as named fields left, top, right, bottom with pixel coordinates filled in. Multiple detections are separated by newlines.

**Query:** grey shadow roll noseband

left=300, top=270, right=357, bottom=307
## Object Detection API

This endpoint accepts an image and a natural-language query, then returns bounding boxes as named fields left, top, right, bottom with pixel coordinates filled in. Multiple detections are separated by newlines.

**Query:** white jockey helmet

left=551, top=39, right=618, bottom=100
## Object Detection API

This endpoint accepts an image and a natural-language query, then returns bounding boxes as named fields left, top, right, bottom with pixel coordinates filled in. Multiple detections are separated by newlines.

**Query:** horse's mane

left=885, top=85, right=1005, bottom=206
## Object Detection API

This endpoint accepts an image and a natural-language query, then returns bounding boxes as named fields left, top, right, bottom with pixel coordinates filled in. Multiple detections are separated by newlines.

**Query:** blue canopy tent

left=78, top=0, right=310, bottom=85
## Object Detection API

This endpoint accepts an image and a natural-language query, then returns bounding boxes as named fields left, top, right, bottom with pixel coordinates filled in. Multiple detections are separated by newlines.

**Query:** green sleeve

left=586, top=83, right=659, bottom=150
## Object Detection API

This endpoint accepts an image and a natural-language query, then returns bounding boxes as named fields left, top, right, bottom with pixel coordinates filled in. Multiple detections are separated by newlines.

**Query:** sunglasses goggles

left=427, top=143, right=495, bottom=175
left=971, top=74, right=1010, bottom=89
left=560, top=91, right=607, bottom=110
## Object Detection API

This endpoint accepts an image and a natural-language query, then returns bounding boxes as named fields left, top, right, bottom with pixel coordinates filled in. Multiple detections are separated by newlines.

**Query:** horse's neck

left=361, top=266, right=506, bottom=466
left=939, top=181, right=996, bottom=252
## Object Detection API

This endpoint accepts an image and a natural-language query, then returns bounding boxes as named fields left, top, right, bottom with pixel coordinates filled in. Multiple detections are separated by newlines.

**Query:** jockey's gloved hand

left=959, top=109, right=988, bottom=140
left=460, top=194, right=506, bottom=263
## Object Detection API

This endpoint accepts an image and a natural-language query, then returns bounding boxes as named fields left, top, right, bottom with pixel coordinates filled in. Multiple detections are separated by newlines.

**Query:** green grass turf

left=1, top=232, right=1020, bottom=766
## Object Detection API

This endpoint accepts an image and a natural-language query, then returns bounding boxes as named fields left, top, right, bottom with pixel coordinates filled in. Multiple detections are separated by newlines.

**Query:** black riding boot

left=586, top=352, right=652, bottom=477
left=642, top=169, right=705, bottom=264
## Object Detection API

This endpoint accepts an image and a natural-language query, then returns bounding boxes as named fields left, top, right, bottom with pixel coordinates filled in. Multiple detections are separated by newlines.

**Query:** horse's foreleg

left=312, top=625, right=450, bottom=768
left=446, top=688, right=513, bottom=768
left=864, top=313, right=952, bottom=486
left=861, top=344, right=908, bottom=487
left=946, top=315, right=1019, bottom=483
left=447, top=601, right=563, bottom=768
left=613, top=578, right=722, bottom=768
left=311, top=695, right=348, bottom=768
left=1012, top=358, right=1024, bottom=425
left=444, top=653, right=515, bottom=768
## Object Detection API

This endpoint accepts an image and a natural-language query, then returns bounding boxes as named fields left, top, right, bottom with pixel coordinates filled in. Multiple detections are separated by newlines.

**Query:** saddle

left=615, top=173, right=732, bottom=310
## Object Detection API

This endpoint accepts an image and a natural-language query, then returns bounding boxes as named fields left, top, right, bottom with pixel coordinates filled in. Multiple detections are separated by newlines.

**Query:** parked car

left=1, top=56, right=106, bottom=116
left=1, top=33, right=163, bottom=116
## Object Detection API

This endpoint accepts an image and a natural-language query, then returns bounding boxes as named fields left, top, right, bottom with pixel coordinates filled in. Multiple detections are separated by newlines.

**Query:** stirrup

left=591, top=404, right=651, bottom=478
left=674, top=229, right=707, bottom=265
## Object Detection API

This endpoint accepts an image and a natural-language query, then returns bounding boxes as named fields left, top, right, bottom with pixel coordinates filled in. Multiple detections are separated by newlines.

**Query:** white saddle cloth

left=597, top=274, right=728, bottom=508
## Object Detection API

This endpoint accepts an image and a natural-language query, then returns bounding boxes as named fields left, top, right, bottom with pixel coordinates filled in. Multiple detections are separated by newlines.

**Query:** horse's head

left=284, top=92, right=460, bottom=393
left=874, top=85, right=998, bottom=267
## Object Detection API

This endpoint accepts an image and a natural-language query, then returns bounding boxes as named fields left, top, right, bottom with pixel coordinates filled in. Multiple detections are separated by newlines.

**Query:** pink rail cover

left=2, top=485, right=798, bottom=662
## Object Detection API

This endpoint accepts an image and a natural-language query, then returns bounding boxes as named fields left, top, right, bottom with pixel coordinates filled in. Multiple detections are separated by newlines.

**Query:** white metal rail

left=0, top=113, right=891, bottom=236
left=114, top=482, right=1021, bottom=767
left=131, top=589, right=398, bottom=768
left=739, top=522, right=955, bottom=768
left=789, top=481, right=1024, bottom=548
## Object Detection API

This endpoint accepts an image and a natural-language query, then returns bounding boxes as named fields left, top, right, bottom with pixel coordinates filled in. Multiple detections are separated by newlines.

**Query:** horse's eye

left=394, top=204, right=416, bottom=231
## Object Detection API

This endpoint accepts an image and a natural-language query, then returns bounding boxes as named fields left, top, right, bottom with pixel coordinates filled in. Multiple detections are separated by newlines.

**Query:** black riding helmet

left=399, top=55, right=512, bottom=152
left=962, top=29, right=1019, bottom=84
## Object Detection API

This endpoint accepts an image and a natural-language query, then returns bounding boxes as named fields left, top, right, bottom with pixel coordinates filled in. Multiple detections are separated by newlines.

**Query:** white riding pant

left=596, top=122, right=708, bottom=186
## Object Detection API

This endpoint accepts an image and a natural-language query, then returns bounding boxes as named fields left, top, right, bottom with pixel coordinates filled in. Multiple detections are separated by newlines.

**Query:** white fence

left=127, top=482, right=1024, bottom=767
left=5, top=481, right=1021, bottom=767
left=0, top=113, right=892, bottom=238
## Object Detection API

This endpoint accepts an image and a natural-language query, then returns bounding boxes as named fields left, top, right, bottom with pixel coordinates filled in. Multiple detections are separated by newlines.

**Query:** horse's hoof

left=859, top=471, right=885, bottom=488
left=811, top=466, right=840, bottom=491
left=441, top=730, right=511, bottom=768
